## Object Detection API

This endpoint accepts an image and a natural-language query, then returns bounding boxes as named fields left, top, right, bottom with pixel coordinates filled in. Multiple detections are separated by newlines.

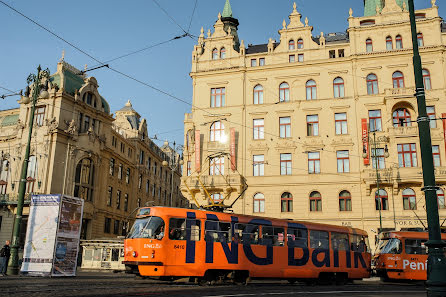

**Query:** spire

left=222, top=0, right=233, bottom=18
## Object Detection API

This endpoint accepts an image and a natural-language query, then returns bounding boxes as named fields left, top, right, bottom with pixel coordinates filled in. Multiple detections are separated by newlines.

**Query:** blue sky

left=0, top=0, right=443, bottom=146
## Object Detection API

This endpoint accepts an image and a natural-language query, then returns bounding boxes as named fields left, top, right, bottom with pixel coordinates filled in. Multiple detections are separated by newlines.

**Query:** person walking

left=0, top=240, right=11, bottom=276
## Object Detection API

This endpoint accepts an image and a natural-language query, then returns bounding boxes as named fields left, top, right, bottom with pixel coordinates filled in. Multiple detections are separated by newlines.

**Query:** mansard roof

left=313, top=32, right=349, bottom=45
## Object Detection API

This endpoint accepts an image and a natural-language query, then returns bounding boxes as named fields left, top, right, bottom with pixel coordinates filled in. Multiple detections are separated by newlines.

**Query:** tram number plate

left=174, top=245, right=185, bottom=250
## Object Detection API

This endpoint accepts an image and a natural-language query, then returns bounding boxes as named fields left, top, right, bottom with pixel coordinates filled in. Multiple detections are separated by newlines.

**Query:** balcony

left=388, top=125, right=418, bottom=138
left=363, top=166, right=446, bottom=194
left=0, top=193, right=32, bottom=206
left=384, top=87, right=415, bottom=99
left=182, top=174, right=245, bottom=195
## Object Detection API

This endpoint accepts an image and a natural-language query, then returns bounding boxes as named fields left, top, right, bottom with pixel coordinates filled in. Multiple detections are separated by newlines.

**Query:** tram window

left=169, top=218, right=201, bottom=241
left=127, top=216, right=165, bottom=239
left=405, top=239, right=427, bottom=255
left=381, top=238, right=402, bottom=254
left=274, top=227, right=285, bottom=246
left=205, top=221, right=231, bottom=243
left=310, top=230, right=329, bottom=249
left=331, top=232, right=349, bottom=251
left=350, top=234, right=370, bottom=253
left=236, top=223, right=259, bottom=245
left=261, top=226, right=274, bottom=246
left=287, top=228, right=308, bottom=248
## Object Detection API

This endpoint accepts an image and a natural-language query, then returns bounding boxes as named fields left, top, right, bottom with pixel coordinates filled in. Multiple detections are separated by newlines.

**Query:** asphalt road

left=0, top=272, right=427, bottom=297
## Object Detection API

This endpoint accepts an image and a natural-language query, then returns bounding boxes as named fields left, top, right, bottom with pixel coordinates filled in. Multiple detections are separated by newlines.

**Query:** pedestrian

left=0, top=240, right=11, bottom=276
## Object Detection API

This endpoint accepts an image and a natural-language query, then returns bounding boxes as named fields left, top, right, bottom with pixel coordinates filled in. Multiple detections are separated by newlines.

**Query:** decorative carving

left=64, top=119, right=77, bottom=135
left=15, top=119, right=25, bottom=131
left=402, top=1, right=407, bottom=11
left=287, top=2, right=304, bottom=29
left=349, top=8, right=353, bottom=17
left=46, top=117, right=58, bottom=134
left=60, top=50, right=65, bottom=62
left=319, top=32, right=325, bottom=47
left=381, top=0, right=403, bottom=14
left=431, top=0, right=436, bottom=7
left=305, top=17, right=309, bottom=26
left=282, top=19, right=286, bottom=30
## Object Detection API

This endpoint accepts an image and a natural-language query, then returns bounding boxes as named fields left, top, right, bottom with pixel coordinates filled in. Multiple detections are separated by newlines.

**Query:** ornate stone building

left=181, top=0, right=446, bottom=248
left=0, top=59, right=187, bottom=246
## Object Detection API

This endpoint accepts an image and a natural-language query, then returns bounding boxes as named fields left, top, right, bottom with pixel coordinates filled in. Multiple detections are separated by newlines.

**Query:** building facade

left=0, top=59, right=187, bottom=246
left=181, top=0, right=446, bottom=248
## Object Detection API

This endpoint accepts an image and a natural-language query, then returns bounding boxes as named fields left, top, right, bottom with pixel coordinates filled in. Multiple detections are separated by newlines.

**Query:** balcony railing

left=183, top=174, right=245, bottom=194
left=388, top=125, right=418, bottom=138
left=384, top=87, right=415, bottom=97
left=0, top=193, right=33, bottom=205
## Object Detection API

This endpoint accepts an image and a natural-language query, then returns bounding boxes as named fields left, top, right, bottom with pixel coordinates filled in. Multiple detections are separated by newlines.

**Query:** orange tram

left=123, top=207, right=371, bottom=284
left=373, top=230, right=446, bottom=281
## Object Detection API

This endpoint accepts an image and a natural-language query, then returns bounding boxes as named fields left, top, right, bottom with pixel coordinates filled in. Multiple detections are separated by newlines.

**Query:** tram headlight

left=132, top=251, right=138, bottom=258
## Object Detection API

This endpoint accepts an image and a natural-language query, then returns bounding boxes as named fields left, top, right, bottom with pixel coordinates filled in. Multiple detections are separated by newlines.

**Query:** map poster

left=52, top=195, right=84, bottom=277
left=21, top=194, right=61, bottom=276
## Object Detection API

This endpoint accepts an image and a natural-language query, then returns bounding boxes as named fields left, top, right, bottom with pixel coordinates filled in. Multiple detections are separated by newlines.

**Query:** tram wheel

left=287, top=279, right=297, bottom=284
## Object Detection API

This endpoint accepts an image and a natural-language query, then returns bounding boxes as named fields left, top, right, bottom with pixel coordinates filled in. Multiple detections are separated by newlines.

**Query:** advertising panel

left=362, top=118, right=370, bottom=165
left=52, top=196, right=84, bottom=277
left=20, top=194, right=84, bottom=277
left=21, top=194, right=61, bottom=276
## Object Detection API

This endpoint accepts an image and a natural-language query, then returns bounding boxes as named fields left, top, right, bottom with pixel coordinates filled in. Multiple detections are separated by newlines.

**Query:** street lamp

left=363, top=131, right=389, bottom=233
left=162, top=141, right=183, bottom=207
left=407, top=1, right=446, bottom=295
left=8, top=66, right=50, bottom=275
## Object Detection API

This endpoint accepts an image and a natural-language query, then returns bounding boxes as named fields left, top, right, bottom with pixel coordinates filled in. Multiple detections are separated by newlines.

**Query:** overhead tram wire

left=2, top=1, right=431, bottom=174
left=187, top=0, right=199, bottom=33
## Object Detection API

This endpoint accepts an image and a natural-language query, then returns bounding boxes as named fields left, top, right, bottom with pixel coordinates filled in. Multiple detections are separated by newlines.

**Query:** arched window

left=289, top=39, right=295, bottom=50
left=212, top=48, right=219, bottom=60
left=386, top=36, right=393, bottom=50
left=26, top=155, right=38, bottom=193
left=210, top=121, right=225, bottom=142
left=392, top=71, right=405, bottom=88
left=423, top=69, right=432, bottom=90
left=333, top=77, right=345, bottom=98
left=309, top=191, right=322, bottom=211
left=339, top=190, right=352, bottom=211
left=279, top=82, right=290, bottom=102
left=74, top=158, right=95, bottom=201
left=0, top=160, right=9, bottom=195
left=253, top=193, right=265, bottom=213
left=306, top=80, right=317, bottom=100
left=253, top=85, right=264, bottom=104
left=366, top=38, right=373, bottom=52
left=403, top=188, right=417, bottom=210
left=281, top=192, right=293, bottom=212
left=297, top=38, right=304, bottom=49
left=375, top=189, right=388, bottom=211
left=393, top=108, right=411, bottom=127
left=437, top=189, right=445, bottom=209
left=396, top=35, right=403, bottom=49
left=366, top=74, right=379, bottom=95
left=220, top=47, right=226, bottom=59
left=417, top=33, right=424, bottom=47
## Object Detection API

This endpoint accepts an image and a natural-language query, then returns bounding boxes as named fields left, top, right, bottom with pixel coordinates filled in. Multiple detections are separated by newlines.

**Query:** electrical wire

left=2, top=0, right=441, bottom=176
left=187, top=0, right=198, bottom=33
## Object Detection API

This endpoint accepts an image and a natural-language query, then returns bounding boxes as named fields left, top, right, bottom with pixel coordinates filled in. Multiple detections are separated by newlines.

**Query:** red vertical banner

left=230, top=128, right=236, bottom=171
left=442, top=113, right=446, bottom=155
left=362, top=118, right=370, bottom=165
left=194, top=130, right=201, bottom=173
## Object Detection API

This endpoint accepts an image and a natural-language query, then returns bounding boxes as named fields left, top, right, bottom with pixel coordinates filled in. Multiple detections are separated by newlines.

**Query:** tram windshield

left=127, top=216, right=165, bottom=239
left=378, top=238, right=402, bottom=254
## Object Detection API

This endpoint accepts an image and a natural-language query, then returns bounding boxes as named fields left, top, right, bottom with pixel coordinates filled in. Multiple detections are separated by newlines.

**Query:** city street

left=0, top=272, right=426, bottom=297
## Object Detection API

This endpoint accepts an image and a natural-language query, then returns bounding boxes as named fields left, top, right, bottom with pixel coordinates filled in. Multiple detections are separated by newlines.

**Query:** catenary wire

left=2, top=1, right=437, bottom=173
left=187, top=0, right=199, bottom=33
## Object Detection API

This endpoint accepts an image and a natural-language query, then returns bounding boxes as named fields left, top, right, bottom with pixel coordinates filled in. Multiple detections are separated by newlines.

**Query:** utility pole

left=407, top=1, right=446, bottom=295
left=7, top=66, right=49, bottom=275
